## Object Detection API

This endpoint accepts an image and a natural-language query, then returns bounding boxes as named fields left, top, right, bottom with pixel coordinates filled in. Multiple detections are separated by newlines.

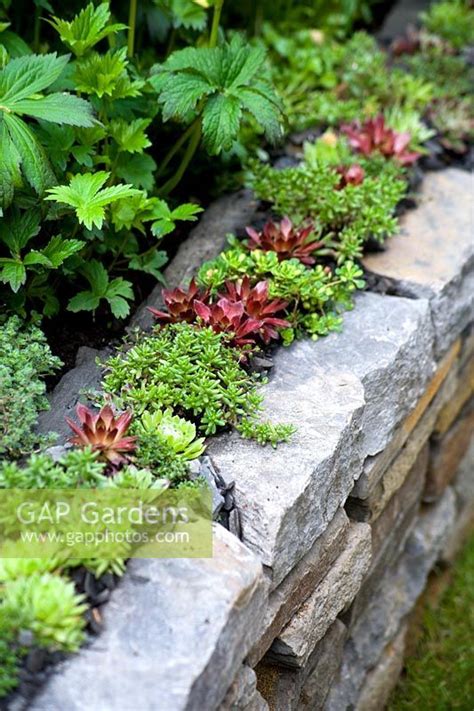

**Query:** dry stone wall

left=29, top=169, right=473, bottom=711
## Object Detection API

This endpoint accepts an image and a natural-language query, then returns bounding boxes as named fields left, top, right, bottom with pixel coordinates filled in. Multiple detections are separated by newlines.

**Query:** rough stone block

left=298, top=292, right=435, bottom=458
left=220, top=666, right=265, bottom=711
left=32, top=526, right=267, bottom=711
left=425, top=399, right=474, bottom=501
left=267, top=523, right=371, bottom=669
left=353, top=341, right=459, bottom=499
left=209, top=338, right=365, bottom=588
left=324, top=489, right=455, bottom=710
left=36, top=346, right=107, bottom=441
left=210, top=292, right=434, bottom=587
left=299, top=620, right=348, bottom=710
left=347, top=440, right=429, bottom=525
left=363, top=169, right=474, bottom=357
left=255, top=621, right=347, bottom=711
left=247, top=509, right=350, bottom=667
left=355, top=624, right=407, bottom=711
left=434, top=355, right=474, bottom=435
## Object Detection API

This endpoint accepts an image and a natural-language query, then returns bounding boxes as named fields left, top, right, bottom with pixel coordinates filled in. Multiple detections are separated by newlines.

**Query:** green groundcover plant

left=0, top=0, right=473, bottom=700
left=0, top=316, right=61, bottom=458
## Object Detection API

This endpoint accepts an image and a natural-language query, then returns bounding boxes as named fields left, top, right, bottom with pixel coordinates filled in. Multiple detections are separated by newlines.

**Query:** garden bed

left=1, top=0, right=473, bottom=709
left=9, top=165, right=471, bottom=711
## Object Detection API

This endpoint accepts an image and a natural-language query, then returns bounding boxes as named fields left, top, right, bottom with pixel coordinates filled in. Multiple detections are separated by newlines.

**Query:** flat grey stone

left=364, top=169, right=474, bottom=358
left=310, top=292, right=435, bottom=458
left=352, top=355, right=457, bottom=499
left=324, top=488, right=456, bottom=710
left=268, top=523, right=371, bottom=669
left=247, top=509, right=350, bottom=666
left=32, top=525, right=267, bottom=711
left=220, top=666, right=259, bottom=710
left=355, top=624, right=407, bottom=711
left=209, top=343, right=366, bottom=588
left=299, top=620, right=348, bottom=710
left=130, top=190, right=258, bottom=332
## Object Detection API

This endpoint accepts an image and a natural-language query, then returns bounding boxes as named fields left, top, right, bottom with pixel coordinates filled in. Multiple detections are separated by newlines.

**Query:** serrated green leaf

left=202, top=93, right=242, bottom=154
left=0, top=259, right=26, bottom=292
left=128, top=250, right=167, bottom=281
left=81, top=259, right=109, bottom=295
left=0, top=209, right=40, bottom=253
left=109, top=118, right=151, bottom=153
left=0, top=53, right=69, bottom=104
left=150, top=71, right=212, bottom=122
left=12, top=93, right=95, bottom=127
left=67, top=290, right=101, bottom=312
left=49, top=2, right=127, bottom=57
left=3, top=113, right=56, bottom=196
left=41, top=235, right=84, bottom=266
left=0, top=121, right=22, bottom=209
left=115, top=153, right=157, bottom=190
left=106, top=277, right=134, bottom=300
left=170, top=202, right=203, bottom=220
left=0, top=30, right=32, bottom=58
left=23, top=250, right=53, bottom=267
left=107, top=295, right=130, bottom=318
left=45, top=171, right=139, bottom=230
left=237, top=85, right=283, bottom=143
left=74, top=48, right=144, bottom=100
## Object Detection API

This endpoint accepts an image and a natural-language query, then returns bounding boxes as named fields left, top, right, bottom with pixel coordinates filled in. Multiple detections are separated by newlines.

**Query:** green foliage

left=45, top=172, right=139, bottom=231
left=389, top=535, right=474, bottom=710
left=66, top=259, right=134, bottom=318
left=103, top=322, right=265, bottom=435
left=0, top=3, right=204, bottom=318
left=237, top=418, right=296, bottom=447
left=1, top=572, right=87, bottom=651
left=421, top=0, right=474, bottom=49
left=136, top=409, right=206, bottom=460
left=248, top=156, right=406, bottom=261
left=0, top=316, right=61, bottom=458
left=262, top=28, right=435, bottom=132
left=0, top=617, right=20, bottom=698
left=0, top=448, right=107, bottom=488
left=150, top=33, right=284, bottom=155
left=48, top=2, right=127, bottom=57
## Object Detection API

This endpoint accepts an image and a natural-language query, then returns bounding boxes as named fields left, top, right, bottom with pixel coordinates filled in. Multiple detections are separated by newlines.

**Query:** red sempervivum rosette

left=66, top=404, right=136, bottom=467
left=246, top=216, right=323, bottom=265
left=147, top=278, right=208, bottom=323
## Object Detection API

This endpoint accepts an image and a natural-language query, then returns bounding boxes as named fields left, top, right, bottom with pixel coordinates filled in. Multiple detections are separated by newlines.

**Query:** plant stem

left=127, top=0, right=138, bottom=58
left=157, top=120, right=197, bottom=178
left=33, top=4, right=41, bottom=51
left=209, top=0, right=224, bottom=48
left=159, top=120, right=202, bottom=196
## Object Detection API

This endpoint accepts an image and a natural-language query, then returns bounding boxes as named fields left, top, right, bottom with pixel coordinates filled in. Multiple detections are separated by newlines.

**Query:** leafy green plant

left=136, top=409, right=206, bottom=460
left=150, top=32, right=284, bottom=192
left=103, top=322, right=266, bottom=435
left=1, top=572, right=87, bottom=651
left=237, top=418, right=295, bottom=447
left=0, top=316, right=61, bottom=458
left=48, top=2, right=127, bottom=57
left=0, top=52, right=95, bottom=210
left=421, top=0, right=474, bottom=49
left=248, top=156, right=406, bottom=261
left=0, top=448, right=107, bottom=489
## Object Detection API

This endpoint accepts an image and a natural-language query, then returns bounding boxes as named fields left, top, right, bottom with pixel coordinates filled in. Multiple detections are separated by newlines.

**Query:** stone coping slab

left=210, top=292, right=434, bottom=587
left=31, top=526, right=266, bottom=711
left=363, top=169, right=474, bottom=358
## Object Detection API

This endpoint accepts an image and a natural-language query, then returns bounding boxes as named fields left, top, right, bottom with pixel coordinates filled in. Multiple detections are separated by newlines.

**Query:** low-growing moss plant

left=102, top=322, right=290, bottom=442
left=0, top=317, right=61, bottom=459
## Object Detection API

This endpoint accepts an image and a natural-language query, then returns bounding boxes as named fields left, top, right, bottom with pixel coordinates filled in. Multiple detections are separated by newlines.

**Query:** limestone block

left=32, top=526, right=266, bottom=711
left=268, top=523, right=371, bottom=669
left=363, top=169, right=474, bottom=357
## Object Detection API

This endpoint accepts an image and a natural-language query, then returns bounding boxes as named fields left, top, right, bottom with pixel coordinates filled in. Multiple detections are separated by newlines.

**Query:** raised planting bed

left=16, top=167, right=472, bottom=711
left=1, top=0, right=474, bottom=708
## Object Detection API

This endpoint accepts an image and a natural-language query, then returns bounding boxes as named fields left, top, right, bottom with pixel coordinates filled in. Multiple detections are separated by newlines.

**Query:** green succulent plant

left=137, top=409, right=206, bottom=460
